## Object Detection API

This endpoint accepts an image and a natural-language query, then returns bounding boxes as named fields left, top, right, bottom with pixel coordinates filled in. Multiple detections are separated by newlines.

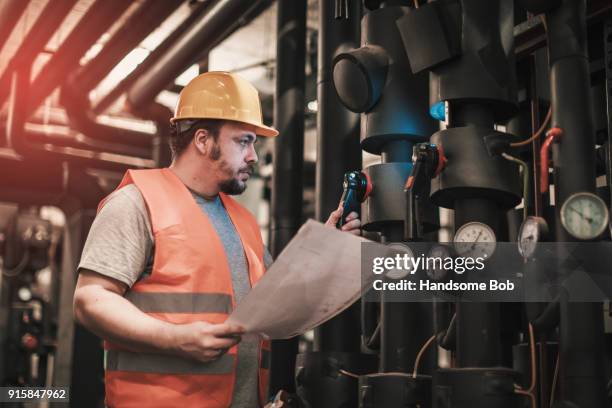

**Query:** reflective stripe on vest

left=100, top=168, right=268, bottom=408
left=125, top=292, right=232, bottom=314
left=106, top=350, right=236, bottom=375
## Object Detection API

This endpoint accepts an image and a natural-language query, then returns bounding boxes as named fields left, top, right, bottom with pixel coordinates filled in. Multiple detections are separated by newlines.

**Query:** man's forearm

left=74, top=285, right=177, bottom=354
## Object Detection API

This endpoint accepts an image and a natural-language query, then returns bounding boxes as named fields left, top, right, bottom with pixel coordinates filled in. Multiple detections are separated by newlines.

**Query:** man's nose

left=246, top=144, right=258, bottom=164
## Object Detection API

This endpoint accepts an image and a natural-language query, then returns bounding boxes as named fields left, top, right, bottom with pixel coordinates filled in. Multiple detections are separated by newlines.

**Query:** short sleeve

left=78, top=184, right=153, bottom=288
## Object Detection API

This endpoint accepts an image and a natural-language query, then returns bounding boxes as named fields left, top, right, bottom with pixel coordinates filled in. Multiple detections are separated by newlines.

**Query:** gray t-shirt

left=78, top=184, right=272, bottom=408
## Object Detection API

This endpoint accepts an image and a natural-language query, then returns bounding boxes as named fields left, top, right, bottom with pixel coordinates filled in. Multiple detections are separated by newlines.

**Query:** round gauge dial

left=518, top=216, right=549, bottom=259
left=453, top=222, right=496, bottom=259
left=560, top=192, right=609, bottom=240
left=385, top=243, right=414, bottom=279
left=426, top=244, right=451, bottom=280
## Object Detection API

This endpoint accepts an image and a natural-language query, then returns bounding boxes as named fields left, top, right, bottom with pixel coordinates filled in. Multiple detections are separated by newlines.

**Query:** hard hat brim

left=253, top=123, right=279, bottom=137
left=170, top=116, right=279, bottom=137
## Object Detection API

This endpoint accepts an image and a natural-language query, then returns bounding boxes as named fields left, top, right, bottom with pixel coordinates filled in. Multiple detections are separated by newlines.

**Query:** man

left=73, top=72, right=360, bottom=408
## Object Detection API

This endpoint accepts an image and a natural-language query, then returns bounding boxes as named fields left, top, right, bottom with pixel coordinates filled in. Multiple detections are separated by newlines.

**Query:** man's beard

left=219, top=178, right=247, bottom=195
left=218, top=164, right=254, bottom=195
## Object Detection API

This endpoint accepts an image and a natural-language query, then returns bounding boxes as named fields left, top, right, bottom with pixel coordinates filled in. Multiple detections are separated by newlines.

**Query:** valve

left=539, top=127, right=563, bottom=194
left=404, top=143, right=446, bottom=239
left=337, top=171, right=372, bottom=228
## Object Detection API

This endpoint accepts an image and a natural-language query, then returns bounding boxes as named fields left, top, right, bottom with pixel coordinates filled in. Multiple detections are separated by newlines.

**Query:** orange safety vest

left=100, top=168, right=270, bottom=408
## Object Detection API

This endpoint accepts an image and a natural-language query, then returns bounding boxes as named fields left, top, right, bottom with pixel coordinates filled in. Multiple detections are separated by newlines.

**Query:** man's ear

left=193, top=128, right=211, bottom=155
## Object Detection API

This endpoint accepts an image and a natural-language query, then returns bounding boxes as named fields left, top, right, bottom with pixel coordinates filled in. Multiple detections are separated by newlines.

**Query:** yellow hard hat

left=171, top=71, right=278, bottom=137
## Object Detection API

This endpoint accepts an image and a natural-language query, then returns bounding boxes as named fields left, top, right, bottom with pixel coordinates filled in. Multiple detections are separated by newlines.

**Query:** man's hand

left=325, top=201, right=362, bottom=236
left=171, top=321, right=245, bottom=363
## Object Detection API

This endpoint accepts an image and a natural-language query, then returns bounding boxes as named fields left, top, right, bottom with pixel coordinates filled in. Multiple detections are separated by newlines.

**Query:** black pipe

left=127, top=0, right=273, bottom=110
left=453, top=197, right=503, bottom=367
left=0, top=0, right=30, bottom=52
left=133, top=102, right=174, bottom=167
left=268, top=0, right=307, bottom=396
left=25, top=0, right=133, bottom=119
left=545, top=0, right=607, bottom=404
left=93, top=1, right=211, bottom=114
left=25, top=126, right=152, bottom=159
left=71, top=0, right=183, bottom=94
left=0, top=0, right=77, bottom=107
left=451, top=101, right=504, bottom=368
left=60, top=84, right=154, bottom=152
left=313, top=0, right=361, bottom=353
left=6, top=71, right=154, bottom=172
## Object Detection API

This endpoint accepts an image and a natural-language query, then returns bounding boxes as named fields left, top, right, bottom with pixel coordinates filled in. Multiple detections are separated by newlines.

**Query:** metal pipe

left=268, top=0, right=307, bottom=396
left=544, top=0, right=607, bottom=405
left=25, top=127, right=152, bottom=159
left=71, top=0, right=183, bottom=94
left=60, top=84, right=154, bottom=154
left=0, top=0, right=77, bottom=107
left=61, top=85, right=154, bottom=150
left=131, top=102, right=174, bottom=167
left=0, top=0, right=30, bottom=52
left=127, top=0, right=273, bottom=110
left=449, top=99, right=504, bottom=369
left=453, top=197, right=503, bottom=367
left=93, top=0, right=212, bottom=114
left=313, top=0, right=361, bottom=353
left=25, top=0, right=133, bottom=119
left=6, top=70, right=153, bottom=172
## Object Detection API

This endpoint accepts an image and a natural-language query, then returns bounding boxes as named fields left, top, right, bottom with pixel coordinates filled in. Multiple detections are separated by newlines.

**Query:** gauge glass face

left=385, top=243, right=414, bottom=279
left=453, top=222, right=496, bottom=259
left=426, top=244, right=450, bottom=280
left=560, top=192, right=609, bottom=240
left=518, top=216, right=546, bottom=259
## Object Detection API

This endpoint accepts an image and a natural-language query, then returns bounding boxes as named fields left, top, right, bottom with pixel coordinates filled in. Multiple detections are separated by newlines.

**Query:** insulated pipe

left=7, top=70, right=154, bottom=171
left=93, top=0, right=212, bottom=114
left=60, top=84, right=154, bottom=152
left=454, top=197, right=504, bottom=367
left=314, top=0, right=361, bottom=353
left=544, top=0, right=606, bottom=405
left=0, top=0, right=30, bottom=52
left=25, top=127, right=152, bottom=159
left=127, top=0, right=273, bottom=110
left=25, top=0, right=132, bottom=119
left=450, top=105, right=504, bottom=368
left=268, top=0, right=307, bottom=396
left=0, top=0, right=77, bottom=107
left=133, top=102, right=174, bottom=167
left=71, top=0, right=184, bottom=94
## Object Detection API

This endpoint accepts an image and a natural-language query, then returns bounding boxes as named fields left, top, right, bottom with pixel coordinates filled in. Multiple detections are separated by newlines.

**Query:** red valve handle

left=539, top=127, right=563, bottom=194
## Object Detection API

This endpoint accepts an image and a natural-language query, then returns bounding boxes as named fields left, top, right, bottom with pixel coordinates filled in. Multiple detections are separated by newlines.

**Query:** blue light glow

left=430, top=101, right=445, bottom=121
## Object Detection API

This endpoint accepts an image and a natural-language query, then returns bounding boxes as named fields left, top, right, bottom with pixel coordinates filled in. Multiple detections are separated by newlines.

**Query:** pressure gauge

left=426, top=244, right=451, bottom=280
left=560, top=192, right=609, bottom=240
left=453, top=222, right=496, bottom=259
left=518, top=216, right=549, bottom=259
left=385, top=243, right=415, bottom=279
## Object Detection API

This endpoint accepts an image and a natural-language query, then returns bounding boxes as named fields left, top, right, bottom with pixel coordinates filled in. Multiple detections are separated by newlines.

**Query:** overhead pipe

left=24, top=125, right=153, bottom=159
left=92, top=0, right=213, bottom=114
left=60, top=84, right=155, bottom=156
left=268, top=0, right=307, bottom=397
left=0, top=0, right=77, bottom=107
left=59, top=0, right=185, bottom=166
left=0, top=0, right=30, bottom=52
left=129, top=102, right=175, bottom=167
left=70, top=0, right=184, bottom=95
left=127, top=0, right=273, bottom=111
left=6, top=69, right=153, bottom=174
left=25, top=0, right=133, bottom=119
